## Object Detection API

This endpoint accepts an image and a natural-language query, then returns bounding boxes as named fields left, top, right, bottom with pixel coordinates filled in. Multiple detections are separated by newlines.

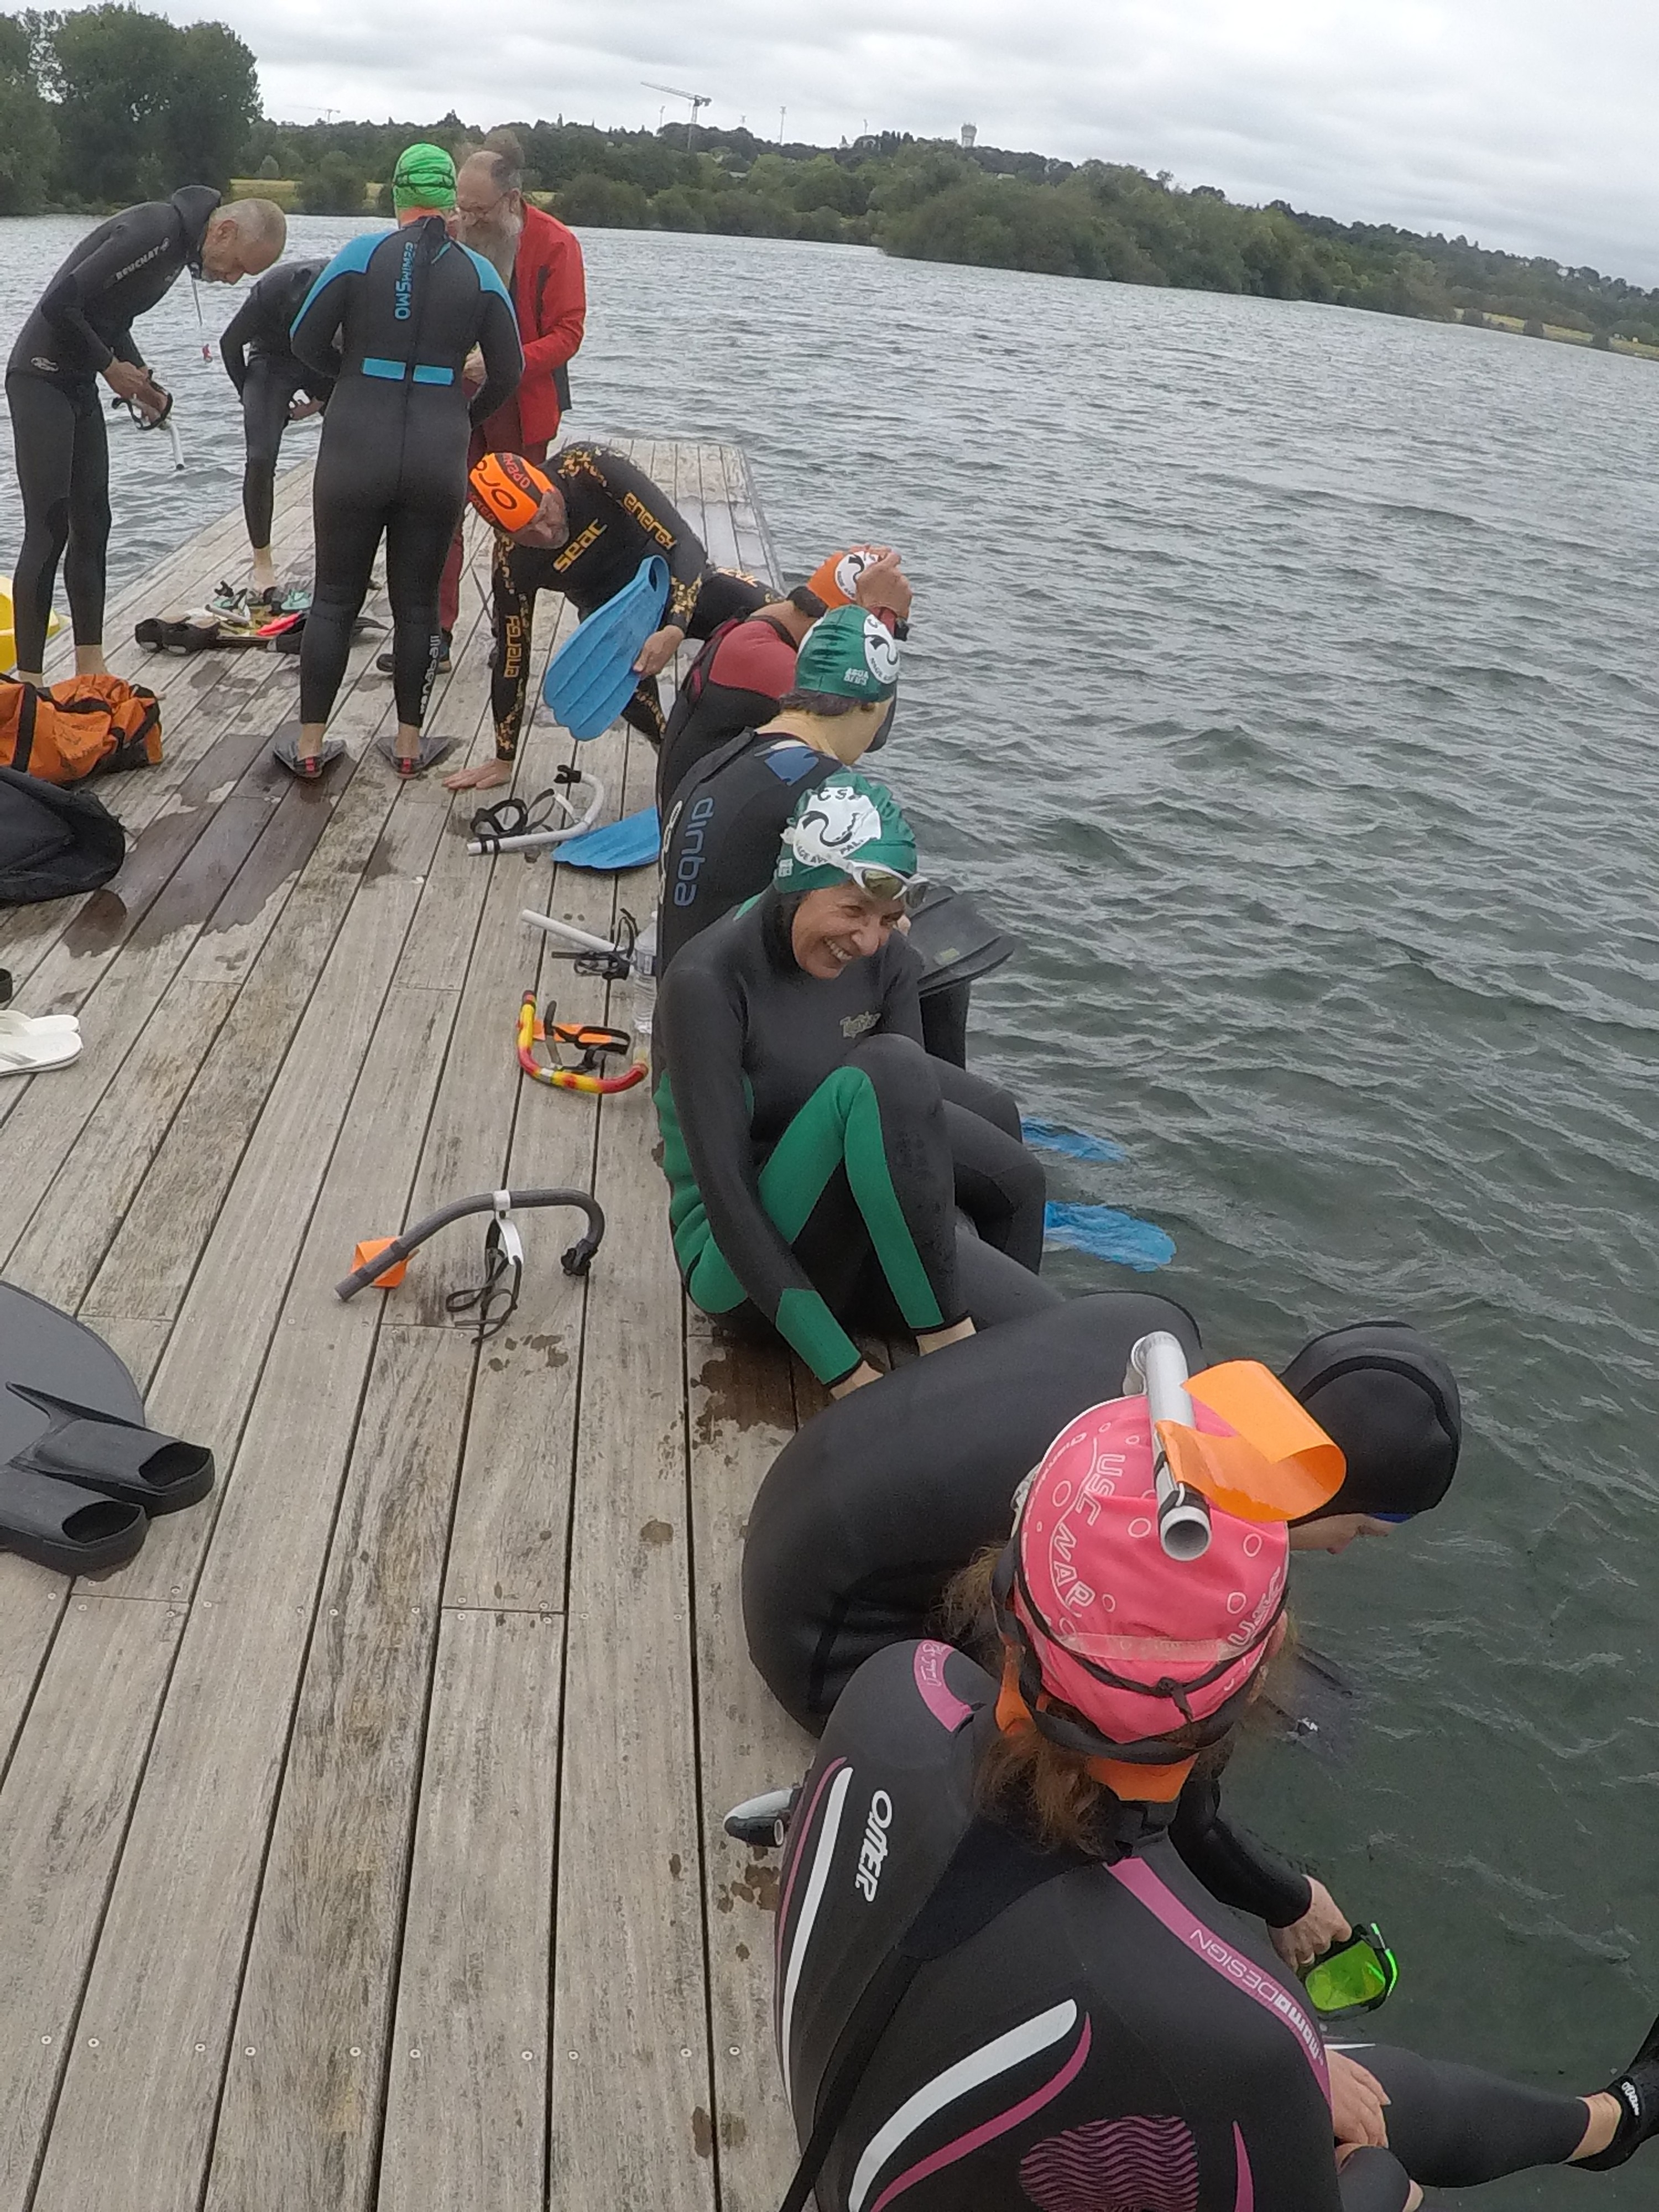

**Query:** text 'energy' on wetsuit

left=6, top=187, right=223, bottom=673
left=779, top=1641, right=1592, bottom=2212
left=290, top=221, right=522, bottom=730
left=220, top=259, right=331, bottom=555
left=657, top=609, right=802, bottom=811
left=487, top=442, right=772, bottom=758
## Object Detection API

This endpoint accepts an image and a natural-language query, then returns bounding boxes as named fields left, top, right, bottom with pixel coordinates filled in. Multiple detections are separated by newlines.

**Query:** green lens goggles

left=1300, top=1924, right=1399, bottom=2018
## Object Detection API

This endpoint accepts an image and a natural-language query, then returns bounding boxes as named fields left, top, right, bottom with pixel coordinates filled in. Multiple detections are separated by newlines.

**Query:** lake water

left=4, top=216, right=1658, bottom=2204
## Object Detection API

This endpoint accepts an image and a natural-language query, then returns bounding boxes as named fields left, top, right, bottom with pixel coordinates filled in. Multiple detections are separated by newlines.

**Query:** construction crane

left=643, top=79, right=711, bottom=150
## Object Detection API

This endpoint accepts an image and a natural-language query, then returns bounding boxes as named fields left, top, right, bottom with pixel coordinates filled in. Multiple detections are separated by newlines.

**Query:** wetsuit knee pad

left=742, top=1291, right=1203, bottom=1730
left=1349, top=2043, right=1587, bottom=2185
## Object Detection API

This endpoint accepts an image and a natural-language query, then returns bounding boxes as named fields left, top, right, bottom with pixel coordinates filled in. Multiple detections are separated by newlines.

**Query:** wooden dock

left=0, top=442, right=816, bottom=2211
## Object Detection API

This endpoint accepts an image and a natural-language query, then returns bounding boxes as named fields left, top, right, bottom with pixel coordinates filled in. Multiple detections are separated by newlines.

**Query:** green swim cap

left=774, top=770, right=919, bottom=894
left=793, top=605, right=901, bottom=702
left=393, top=143, right=457, bottom=214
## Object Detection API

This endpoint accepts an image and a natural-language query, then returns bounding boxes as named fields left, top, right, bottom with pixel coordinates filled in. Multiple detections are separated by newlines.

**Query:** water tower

left=961, top=123, right=977, bottom=148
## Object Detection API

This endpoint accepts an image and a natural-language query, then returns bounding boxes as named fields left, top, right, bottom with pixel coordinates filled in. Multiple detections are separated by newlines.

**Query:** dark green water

left=5, top=218, right=1657, bottom=2204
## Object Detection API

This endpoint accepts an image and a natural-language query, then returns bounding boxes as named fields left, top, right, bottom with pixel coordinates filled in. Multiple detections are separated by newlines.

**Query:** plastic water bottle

left=632, top=914, right=659, bottom=1063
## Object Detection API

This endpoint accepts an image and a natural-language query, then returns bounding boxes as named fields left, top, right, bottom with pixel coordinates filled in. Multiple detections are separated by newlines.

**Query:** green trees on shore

left=0, top=4, right=258, bottom=207
left=2, top=2, right=1657, bottom=350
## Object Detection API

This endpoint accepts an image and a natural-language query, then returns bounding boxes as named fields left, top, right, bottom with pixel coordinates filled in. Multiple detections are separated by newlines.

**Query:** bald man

left=6, top=189, right=285, bottom=682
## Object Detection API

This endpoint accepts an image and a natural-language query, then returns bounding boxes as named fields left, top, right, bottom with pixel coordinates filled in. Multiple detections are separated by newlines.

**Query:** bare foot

left=443, top=758, right=513, bottom=793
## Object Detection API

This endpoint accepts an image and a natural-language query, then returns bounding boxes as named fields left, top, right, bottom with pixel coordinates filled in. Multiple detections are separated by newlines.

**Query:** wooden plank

left=0, top=1596, right=180, bottom=2212
left=0, top=1571, right=67, bottom=1774
left=722, top=446, right=781, bottom=584
left=547, top=718, right=716, bottom=2212
left=24, top=1331, right=371, bottom=2212
left=200, top=1326, right=476, bottom=2212
left=375, top=1606, right=564, bottom=2212
left=685, top=1316, right=811, bottom=2212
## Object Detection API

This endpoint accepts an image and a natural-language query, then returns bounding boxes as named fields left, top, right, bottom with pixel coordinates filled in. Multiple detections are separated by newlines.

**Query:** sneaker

left=376, top=630, right=451, bottom=677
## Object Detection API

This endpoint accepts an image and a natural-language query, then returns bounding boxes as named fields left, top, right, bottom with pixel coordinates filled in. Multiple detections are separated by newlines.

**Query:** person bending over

left=446, top=445, right=776, bottom=792
left=286, top=144, right=521, bottom=780
left=218, top=257, right=331, bottom=601
left=658, top=597, right=907, bottom=968
left=741, top=1296, right=1460, bottom=1970
left=775, top=1396, right=1659, bottom=2211
left=6, top=190, right=285, bottom=683
left=656, top=544, right=909, bottom=810
left=653, top=770, right=1047, bottom=1399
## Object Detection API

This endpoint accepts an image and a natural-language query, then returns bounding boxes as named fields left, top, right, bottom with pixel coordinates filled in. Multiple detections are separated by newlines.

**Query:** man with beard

left=401, top=136, right=585, bottom=727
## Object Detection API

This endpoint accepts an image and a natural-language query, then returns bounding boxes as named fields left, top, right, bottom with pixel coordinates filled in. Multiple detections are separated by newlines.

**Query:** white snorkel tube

left=1124, top=1331, right=1213, bottom=1561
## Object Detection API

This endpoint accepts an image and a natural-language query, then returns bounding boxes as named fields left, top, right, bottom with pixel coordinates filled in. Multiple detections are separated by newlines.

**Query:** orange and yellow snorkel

left=516, top=990, right=646, bottom=1095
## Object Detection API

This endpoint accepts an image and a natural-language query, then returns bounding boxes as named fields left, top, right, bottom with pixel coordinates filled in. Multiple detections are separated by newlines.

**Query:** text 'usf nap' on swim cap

left=1011, top=1394, right=1288, bottom=1745
left=469, top=450, right=554, bottom=533
left=794, top=605, right=901, bottom=702
left=774, top=770, right=917, bottom=893
left=392, top=143, right=457, bottom=214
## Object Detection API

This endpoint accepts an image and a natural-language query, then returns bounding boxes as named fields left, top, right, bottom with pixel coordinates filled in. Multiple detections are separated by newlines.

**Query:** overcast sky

left=223, top=0, right=1659, bottom=283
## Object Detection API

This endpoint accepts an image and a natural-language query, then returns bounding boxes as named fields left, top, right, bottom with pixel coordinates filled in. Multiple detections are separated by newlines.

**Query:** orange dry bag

left=0, top=673, right=163, bottom=785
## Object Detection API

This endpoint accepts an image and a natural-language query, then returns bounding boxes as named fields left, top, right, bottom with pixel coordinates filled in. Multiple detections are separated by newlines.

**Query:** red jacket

left=482, top=201, right=586, bottom=450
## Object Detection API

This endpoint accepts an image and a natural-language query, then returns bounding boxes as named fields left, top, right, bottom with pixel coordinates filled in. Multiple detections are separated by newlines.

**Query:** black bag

left=0, top=765, right=126, bottom=905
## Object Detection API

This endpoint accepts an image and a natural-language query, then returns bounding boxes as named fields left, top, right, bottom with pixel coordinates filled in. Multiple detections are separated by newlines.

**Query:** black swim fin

left=907, top=886, right=1020, bottom=994
left=7, top=1386, right=213, bottom=1514
left=374, top=731, right=456, bottom=778
left=0, top=1466, right=146, bottom=1575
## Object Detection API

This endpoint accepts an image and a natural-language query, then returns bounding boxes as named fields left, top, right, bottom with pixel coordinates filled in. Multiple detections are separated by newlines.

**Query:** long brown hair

left=940, top=1547, right=1288, bottom=1855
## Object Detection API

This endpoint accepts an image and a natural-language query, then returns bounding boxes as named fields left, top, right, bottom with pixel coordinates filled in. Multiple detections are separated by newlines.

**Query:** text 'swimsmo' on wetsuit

left=487, top=442, right=772, bottom=759
left=290, top=221, right=522, bottom=728
left=6, top=187, right=222, bottom=672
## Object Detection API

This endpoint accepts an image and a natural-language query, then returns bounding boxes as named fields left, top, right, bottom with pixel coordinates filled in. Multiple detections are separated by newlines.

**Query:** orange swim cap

left=468, top=451, right=555, bottom=534
left=805, top=546, right=883, bottom=609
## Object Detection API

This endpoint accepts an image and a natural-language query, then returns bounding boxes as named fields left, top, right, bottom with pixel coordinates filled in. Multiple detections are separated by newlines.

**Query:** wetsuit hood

left=170, top=186, right=223, bottom=273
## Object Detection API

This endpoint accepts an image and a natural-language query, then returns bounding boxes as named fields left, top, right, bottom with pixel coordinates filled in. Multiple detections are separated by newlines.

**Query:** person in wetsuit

left=742, top=1296, right=1460, bottom=1965
left=286, top=144, right=522, bottom=779
left=775, top=1398, right=1659, bottom=2212
left=656, top=545, right=909, bottom=810
left=218, top=257, right=331, bottom=600
left=654, top=767, right=1048, bottom=1399
left=448, top=445, right=775, bottom=791
left=6, top=191, right=286, bottom=683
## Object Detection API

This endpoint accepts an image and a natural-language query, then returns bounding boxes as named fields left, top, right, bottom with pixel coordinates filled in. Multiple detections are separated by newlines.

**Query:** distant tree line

left=0, top=5, right=257, bottom=211
left=3, top=11, right=1657, bottom=348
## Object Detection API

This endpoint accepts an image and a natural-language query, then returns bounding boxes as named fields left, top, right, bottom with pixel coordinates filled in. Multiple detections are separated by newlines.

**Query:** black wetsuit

left=779, top=1640, right=1589, bottom=2212
left=488, top=442, right=772, bottom=759
left=741, top=1293, right=1474, bottom=1923
left=654, top=891, right=1048, bottom=1388
left=658, top=727, right=976, bottom=1065
left=290, top=221, right=522, bottom=728
left=657, top=608, right=801, bottom=811
left=219, top=259, right=331, bottom=552
left=6, top=186, right=221, bottom=672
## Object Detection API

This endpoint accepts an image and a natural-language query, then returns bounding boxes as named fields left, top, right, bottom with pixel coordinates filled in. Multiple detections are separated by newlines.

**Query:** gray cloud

left=202, top=0, right=1659, bottom=281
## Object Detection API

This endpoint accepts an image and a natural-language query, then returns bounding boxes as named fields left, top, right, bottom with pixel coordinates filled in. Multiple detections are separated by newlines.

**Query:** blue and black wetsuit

left=653, top=890, right=1048, bottom=1389
left=779, top=1641, right=1590, bottom=2212
left=290, top=218, right=522, bottom=728
left=219, top=258, right=330, bottom=552
left=6, top=186, right=222, bottom=671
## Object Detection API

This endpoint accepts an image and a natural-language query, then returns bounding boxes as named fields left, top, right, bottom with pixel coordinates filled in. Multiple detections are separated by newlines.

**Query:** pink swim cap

left=1006, top=1395, right=1288, bottom=1747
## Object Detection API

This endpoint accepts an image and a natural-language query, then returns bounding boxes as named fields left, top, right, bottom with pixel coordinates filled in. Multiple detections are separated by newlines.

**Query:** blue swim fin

left=1021, top=1118, right=1128, bottom=1164
left=542, top=557, right=671, bottom=741
left=555, top=805, right=661, bottom=872
left=1042, top=1202, right=1175, bottom=1271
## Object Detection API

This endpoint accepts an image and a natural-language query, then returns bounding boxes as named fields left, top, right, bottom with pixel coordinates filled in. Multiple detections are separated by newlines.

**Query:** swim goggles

left=837, top=859, right=932, bottom=910
left=1300, top=1924, right=1399, bottom=2017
